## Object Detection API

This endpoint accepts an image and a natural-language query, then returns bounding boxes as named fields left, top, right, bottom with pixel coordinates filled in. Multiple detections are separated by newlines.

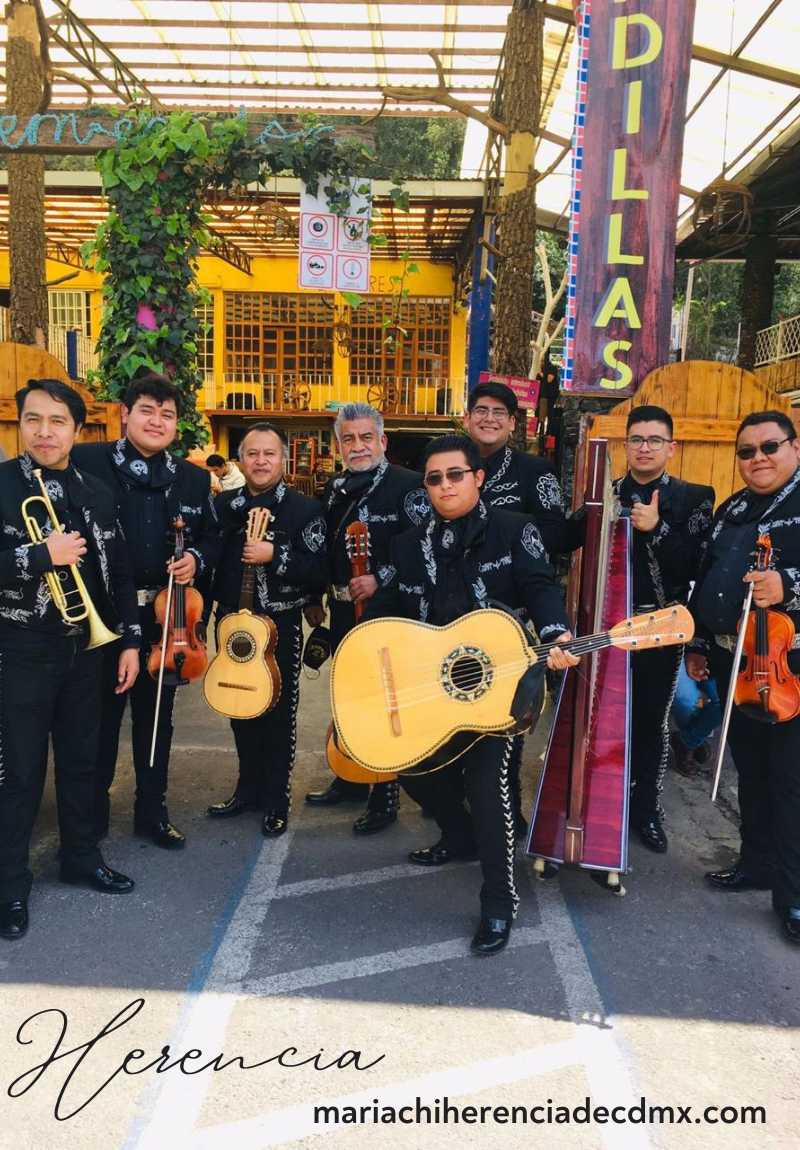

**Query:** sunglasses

left=735, top=437, right=792, bottom=461
left=424, top=467, right=475, bottom=487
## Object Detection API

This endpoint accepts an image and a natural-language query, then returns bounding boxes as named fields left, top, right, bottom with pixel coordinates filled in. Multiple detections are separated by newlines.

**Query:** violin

left=735, top=532, right=800, bottom=724
left=148, top=515, right=207, bottom=686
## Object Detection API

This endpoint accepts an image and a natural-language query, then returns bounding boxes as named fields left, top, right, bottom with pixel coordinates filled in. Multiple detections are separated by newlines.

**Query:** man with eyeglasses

left=463, top=381, right=572, bottom=558
left=614, top=405, right=714, bottom=855
left=303, top=403, right=429, bottom=834
left=363, top=434, right=577, bottom=955
left=687, top=410, right=800, bottom=946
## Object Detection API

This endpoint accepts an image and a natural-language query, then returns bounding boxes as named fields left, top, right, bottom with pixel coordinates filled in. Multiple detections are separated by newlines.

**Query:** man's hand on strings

left=744, top=568, right=784, bottom=608
left=168, top=552, right=197, bottom=584
left=546, top=631, right=580, bottom=670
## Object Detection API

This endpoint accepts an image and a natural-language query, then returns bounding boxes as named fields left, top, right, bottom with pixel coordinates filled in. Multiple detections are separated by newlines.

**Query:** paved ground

left=0, top=647, right=798, bottom=1150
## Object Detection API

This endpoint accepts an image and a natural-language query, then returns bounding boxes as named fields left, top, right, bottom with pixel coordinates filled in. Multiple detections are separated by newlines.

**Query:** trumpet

left=21, top=468, right=119, bottom=650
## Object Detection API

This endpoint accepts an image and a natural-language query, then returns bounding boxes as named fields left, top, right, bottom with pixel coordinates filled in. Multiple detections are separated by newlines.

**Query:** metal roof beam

left=204, top=227, right=252, bottom=276
left=691, top=45, right=800, bottom=91
left=45, top=0, right=160, bottom=107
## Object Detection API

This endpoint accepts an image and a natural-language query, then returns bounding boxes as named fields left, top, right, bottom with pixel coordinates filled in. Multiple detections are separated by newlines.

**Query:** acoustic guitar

left=326, top=519, right=398, bottom=784
left=331, top=605, right=694, bottom=774
left=203, top=506, right=282, bottom=719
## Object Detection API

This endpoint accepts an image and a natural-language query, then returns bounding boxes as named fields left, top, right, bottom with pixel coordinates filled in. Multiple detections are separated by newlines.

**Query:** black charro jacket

left=212, top=480, right=327, bottom=617
left=0, top=452, right=139, bottom=647
left=321, top=460, right=429, bottom=590
left=72, top=438, right=219, bottom=585
left=363, top=500, right=570, bottom=641
left=480, top=444, right=575, bottom=558
left=612, top=472, right=715, bottom=610
left=690, top=466, right=800, bottom=656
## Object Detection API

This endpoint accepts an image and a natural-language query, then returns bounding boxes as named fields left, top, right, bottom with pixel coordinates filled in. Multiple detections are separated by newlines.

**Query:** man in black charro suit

left=303, top=403, right=429, bottom=835
left=72, top=372, right=219, bottom=851
left=0, top=379, right=139, bottom=941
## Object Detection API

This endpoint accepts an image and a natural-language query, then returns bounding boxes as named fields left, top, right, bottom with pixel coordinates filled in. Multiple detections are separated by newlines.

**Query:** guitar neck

left=240, top=564, right=255, bottom=612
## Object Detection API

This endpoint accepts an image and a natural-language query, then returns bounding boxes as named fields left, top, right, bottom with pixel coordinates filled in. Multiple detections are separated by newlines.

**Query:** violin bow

left=148, top=564, right=176, bottom=772
left=710, top=581, right=754, bottom=803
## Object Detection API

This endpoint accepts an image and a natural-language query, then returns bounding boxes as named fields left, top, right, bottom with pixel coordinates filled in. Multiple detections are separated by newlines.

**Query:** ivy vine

left=83, top=107, right=400, bottom=453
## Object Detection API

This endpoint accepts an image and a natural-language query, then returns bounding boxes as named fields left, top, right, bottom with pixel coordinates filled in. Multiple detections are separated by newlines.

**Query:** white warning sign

left=299, top=250, right=334, bottom=290
left=300, top=212, right=335, bottom=251
left=335, top=253, right=370, bottom=293
left=299, top=179, right=373, bottom=293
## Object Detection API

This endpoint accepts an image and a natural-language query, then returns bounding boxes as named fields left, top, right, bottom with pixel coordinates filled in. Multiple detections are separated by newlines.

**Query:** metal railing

left=755, top=314, right=800, bottom=367
left=0, top=306, right=99, bottom=380
left=200, top=371, right=466, bottom=417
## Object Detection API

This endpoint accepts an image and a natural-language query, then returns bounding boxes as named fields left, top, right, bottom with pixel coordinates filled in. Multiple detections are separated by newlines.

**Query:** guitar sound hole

left=440, top=644, right=494, bottom=703
left=227, top=631, right=256, bottom=663
left=450, top=655, right=484, bottom=692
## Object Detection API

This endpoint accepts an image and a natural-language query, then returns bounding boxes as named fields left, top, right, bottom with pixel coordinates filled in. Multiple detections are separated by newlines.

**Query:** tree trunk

left=7, top=1, right=49, bottom=346
left=492, top=0, right=543, bottom=448
left=737, top=234, right=776, bottom=371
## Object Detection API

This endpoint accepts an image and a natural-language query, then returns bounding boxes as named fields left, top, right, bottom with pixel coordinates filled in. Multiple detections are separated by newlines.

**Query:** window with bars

left=48, top=290, right=91, bottom=335
left=195, top=301, right=214, bottom=380
left=223, top=293, right=333, bottom=383
left=349, top=296, right=450, bottom=384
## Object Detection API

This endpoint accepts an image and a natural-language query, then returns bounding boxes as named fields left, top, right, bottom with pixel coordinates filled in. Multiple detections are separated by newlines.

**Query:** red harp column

left=528, top=437, right=632, bottom=883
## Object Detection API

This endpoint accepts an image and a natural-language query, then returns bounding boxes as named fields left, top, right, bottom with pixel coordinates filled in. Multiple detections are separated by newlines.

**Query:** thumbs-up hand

left=631, top=488, right=660, bottom=533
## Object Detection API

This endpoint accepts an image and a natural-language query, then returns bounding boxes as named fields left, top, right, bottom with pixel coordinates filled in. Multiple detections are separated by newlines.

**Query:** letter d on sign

left=612, top=15, right=664, bottom=70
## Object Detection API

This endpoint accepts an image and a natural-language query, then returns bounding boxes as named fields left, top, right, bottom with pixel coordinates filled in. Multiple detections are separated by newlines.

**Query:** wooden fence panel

left=0, top=342, right=120, bottom=458
left=586, top=360, right=796, bottom=505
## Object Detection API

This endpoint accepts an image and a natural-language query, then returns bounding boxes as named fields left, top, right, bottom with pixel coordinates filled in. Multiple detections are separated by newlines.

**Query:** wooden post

left=6, top=1, right=49, bottom=346
left=491, top=0, right=544, bottom=449
left=738, top=235, right=777, bottom=371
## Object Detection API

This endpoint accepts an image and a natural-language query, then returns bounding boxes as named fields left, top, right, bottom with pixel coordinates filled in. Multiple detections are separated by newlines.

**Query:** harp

left=528, top=436, right=632, bottom=892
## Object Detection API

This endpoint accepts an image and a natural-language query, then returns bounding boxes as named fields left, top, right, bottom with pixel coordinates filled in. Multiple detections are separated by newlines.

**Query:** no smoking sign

left=335, top=253, right=369, bottom=292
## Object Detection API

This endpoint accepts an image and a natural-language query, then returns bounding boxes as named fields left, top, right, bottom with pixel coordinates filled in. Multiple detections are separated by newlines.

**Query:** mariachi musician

left=613, top=405, right=714, bottom=855
left=463, top=379, right=582, bottom=836
left=304, top=403, right=429, bottom=834
left=688, top=410, right=800, bottom=946
left=72, top=371, right=219, bottom=850
left=363, top=434, right=577, bottom=955
left=206, top=423, right=327, bottom=836
left=0, top=379, right=139, bottom=941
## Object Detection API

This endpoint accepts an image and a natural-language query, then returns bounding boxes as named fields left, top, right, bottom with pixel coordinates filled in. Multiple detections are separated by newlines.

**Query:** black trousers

left=710, top=646, right=800, bottom=912
left=327, top=599, right=399, bottom=815
left=0, top=630, right=104, bottom=901
left=630, top=645, right=682, bottom=821
left=95, top=603, right=177, bottom=831
left=401, top=735, right=518, bottom=920
left=226, top=613, right=303, bottom=815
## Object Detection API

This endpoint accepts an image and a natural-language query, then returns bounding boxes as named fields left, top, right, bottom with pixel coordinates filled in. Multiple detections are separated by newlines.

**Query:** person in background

left=207, top=453, right=246, bottom=495
left=669, top=663, right=722, bottom=776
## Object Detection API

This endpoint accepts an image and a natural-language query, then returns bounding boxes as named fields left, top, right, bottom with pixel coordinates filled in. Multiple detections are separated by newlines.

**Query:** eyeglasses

left=625, top=435, right=672, bottom=450
left=471, top=405, right=511, bottom=420
left=735, top=437, right=792, bottom=461
left=424, top=467, right=475, bottom=487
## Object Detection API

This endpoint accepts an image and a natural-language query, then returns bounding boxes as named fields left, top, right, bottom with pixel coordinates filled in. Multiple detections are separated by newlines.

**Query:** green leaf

left=341, top=292, right=363, bottom=309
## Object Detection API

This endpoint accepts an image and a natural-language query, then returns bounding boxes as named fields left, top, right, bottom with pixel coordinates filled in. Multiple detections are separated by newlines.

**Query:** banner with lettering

left=561, top=0, right=696, bottom=395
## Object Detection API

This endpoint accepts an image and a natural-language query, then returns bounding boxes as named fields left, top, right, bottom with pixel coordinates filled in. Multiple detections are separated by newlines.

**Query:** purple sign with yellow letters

left=562, top=0, right=696, bottom=395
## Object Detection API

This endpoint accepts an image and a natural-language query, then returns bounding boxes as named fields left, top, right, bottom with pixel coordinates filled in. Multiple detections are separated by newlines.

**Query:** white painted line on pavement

left=184, top=1036, right=590, bottom=1150
left=274, top=860, right=477, bottom=899
left=244, top=926, right=547, bottom=997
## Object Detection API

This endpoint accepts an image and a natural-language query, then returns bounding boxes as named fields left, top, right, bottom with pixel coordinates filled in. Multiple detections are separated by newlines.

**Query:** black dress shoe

left=134, top=818, right=186, bottom=850
left=206, top=794, right=259, bottom=819
left=782, top=909, right=800, bottom=945
left=635, top=814, right=668, bottom=853
left=305, top=779, right=368, bottom=806
left=471, top=917, right=512, bottom=956
left=0, top=900, right=28, bottom=940
left=60, top=864, right=135, bottom=894
left=705, top=864, right=772, bottom=892
left=408, top=840, right=479, bottom=867
left=353, top=810, right=397, bottom=836
left=262, top=811, right=288, bottom=837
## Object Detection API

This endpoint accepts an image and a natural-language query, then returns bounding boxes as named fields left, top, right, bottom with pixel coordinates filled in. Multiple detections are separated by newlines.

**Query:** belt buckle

left=136, top=588, right=158, bottom=607
left=331, top=585, right=351, bottom=603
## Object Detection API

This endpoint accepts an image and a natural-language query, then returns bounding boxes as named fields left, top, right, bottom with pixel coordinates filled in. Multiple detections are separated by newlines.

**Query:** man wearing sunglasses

left=614, top=405, right=715, bottom=855
left=363, top=434, right=578, bottom=956
left=687, top=410, right=800, bottom=946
